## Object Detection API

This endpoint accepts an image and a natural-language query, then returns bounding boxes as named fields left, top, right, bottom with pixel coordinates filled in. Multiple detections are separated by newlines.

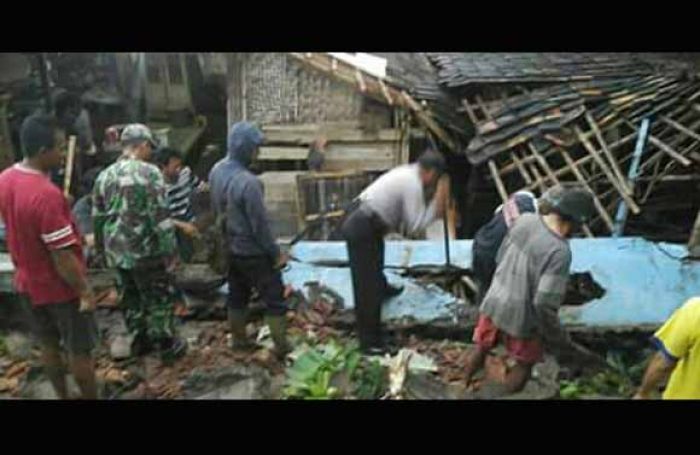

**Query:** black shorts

left=31, top=300, right=98, bottom=356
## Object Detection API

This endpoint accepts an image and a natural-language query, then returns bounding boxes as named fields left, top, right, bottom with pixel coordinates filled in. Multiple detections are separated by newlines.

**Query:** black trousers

left=341, top=207, right=389, bottom=349
left=227, top=255, right=287, bottom=316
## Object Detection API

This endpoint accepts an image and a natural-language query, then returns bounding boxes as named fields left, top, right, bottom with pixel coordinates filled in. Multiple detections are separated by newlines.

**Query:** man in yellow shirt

left=635, top=297, right=700, bottom=399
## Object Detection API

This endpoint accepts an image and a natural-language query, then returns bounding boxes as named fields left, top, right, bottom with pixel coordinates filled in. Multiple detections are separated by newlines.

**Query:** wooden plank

left=263, top=121, right=361, bottom=131
left=258, top=146, right=308, bottom=161
left=488, top=159, right=508, bottom=203
left=585, top=111, right=632, bottom=195
left=324, top=142, right=398, bottom=172
left=263, top=127, right=400, bottom=144
left=574, top=125, right=641, bottom=215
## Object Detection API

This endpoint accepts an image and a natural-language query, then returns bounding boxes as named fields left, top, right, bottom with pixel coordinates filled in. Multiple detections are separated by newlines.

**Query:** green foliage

left=283, top=339, right=387, bottom=400
left=559, top=349, right=648, bottom=399
left=0, top=334, right=6, bottom=357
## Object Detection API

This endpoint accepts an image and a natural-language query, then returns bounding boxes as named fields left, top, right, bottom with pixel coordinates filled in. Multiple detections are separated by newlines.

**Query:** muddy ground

left=0, top=273, right=652, bottom=400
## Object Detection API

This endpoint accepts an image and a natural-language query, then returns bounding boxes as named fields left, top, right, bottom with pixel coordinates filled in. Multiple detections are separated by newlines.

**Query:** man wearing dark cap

left=463, top=184, right=600, bottom=393
left=341, top=149, right=450, bottom=355
left=93, top=124, right=186, bottom=364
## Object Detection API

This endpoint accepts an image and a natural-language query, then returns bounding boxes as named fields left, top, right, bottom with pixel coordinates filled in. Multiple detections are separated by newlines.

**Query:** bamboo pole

left=488, top=160, right=508, bottom=203
left=63, top=135, right=77, bottom=198
left=585, top=111, right=632, bottom=195
left=574, top=126, right=641, bottom=214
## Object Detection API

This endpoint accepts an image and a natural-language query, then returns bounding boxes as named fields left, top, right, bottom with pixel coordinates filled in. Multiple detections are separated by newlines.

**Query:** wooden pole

left=488, top=159, right=508, bottom=203
left=585, top=111, right=632, bottom=195
left=574, top=126, right=641, bottom=214
left=63, top=135, right=77, bottom=198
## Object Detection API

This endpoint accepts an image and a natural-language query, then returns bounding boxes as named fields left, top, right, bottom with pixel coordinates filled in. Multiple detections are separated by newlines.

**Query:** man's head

left=154, top=147, right=184, bottom=182
left=20, top=114, right=66, bottom=171
left=53, top=90, right=82, bottom=128
left=121, top=123, right=158, bottom=161
left=541, top=184, right=595, bottom=238
left=227, top=121, right=265, bottom=168
left=417, top=149, right=447, bottom=187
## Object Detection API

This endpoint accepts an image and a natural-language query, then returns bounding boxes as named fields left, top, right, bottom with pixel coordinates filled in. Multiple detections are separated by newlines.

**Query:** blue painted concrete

left=3, top=237, right=698, bottom=329
left=286, top=238, right=700, bottom=328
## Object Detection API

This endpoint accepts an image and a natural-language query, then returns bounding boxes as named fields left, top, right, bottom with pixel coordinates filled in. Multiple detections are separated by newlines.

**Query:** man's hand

left=179, top=222, right=200, bottom=238
left=275, top=252, right=289, bottom=270
left=633, top=391, right=651, bottom=400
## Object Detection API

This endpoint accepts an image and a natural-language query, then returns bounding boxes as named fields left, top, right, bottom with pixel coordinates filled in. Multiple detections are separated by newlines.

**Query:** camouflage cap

left=121, top=123, right=158, bottom=147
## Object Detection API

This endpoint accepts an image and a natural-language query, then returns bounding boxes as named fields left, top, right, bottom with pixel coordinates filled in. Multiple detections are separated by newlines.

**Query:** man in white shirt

left=341, top=150, right=449, bottom=355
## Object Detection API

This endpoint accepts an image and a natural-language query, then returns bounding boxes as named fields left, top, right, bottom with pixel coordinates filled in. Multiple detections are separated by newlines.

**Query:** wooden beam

left=660, top=115, right=700, bottom=143
left=488, top=159, right=508, bottom=202
left=527, top=143, right=560, bottom=186
left=574, top=125, right=641, bottom=215
left=461, top=98, right=479, bottom=125
left=512, top=149, right=534, bottom=185
left=558, top=145, right=615, bottom=232
left=585, top=111, right=632, bottom=195
left=258, top=146, right=309, bottom=161
left=378, top=79, right=393, bottom=105
left=648, top=135, right=693, bottom=167
left=355, top=69, right=366, bottom=93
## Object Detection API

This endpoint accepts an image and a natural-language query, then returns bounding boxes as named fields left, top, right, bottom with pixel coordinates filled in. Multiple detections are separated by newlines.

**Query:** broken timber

left=288, top=53, right=456, bottom=152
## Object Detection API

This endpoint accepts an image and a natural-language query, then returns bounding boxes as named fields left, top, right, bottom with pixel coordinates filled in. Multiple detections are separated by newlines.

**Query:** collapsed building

left=2, top=53, right=700, bottom=399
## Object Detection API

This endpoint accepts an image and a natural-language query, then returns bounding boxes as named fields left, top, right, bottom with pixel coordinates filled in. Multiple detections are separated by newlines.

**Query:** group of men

left=0, top=115, right=212, bottom=398
left=0, top=111, right=698, bottom=399
left=343, top=147, right=700, bottom=398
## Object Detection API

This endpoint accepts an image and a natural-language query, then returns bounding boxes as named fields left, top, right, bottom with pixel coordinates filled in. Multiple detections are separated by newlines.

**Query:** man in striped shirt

left=463, top=185, right=597, bottom=393
left=154, top=147, right=208, bottom=262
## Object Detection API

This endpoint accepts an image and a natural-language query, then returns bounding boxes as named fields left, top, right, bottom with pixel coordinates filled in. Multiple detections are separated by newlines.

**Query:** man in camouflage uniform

left=93, top=124, right=186, bottom=363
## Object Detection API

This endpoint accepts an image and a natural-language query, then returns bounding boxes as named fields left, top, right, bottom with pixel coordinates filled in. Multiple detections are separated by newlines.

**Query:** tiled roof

left=427, top=53, right=664, bottom=87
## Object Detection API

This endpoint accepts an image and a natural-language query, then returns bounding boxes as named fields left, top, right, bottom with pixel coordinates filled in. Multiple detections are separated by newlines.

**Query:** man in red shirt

left=0, top=114, right=98, bottom=399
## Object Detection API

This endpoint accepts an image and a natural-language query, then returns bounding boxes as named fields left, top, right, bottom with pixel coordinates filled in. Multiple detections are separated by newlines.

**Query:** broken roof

left=427, top=53, right=666, bottom=87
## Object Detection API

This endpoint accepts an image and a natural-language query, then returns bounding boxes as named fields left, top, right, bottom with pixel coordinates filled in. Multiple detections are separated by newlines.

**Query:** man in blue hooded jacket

left=209, top=122, right=290, bottom=358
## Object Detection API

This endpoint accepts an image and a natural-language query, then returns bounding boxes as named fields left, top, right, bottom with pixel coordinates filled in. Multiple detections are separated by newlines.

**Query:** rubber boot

left=265, top=315, right=291, bottom=360
left=228, top=308, right=255, bottom=351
